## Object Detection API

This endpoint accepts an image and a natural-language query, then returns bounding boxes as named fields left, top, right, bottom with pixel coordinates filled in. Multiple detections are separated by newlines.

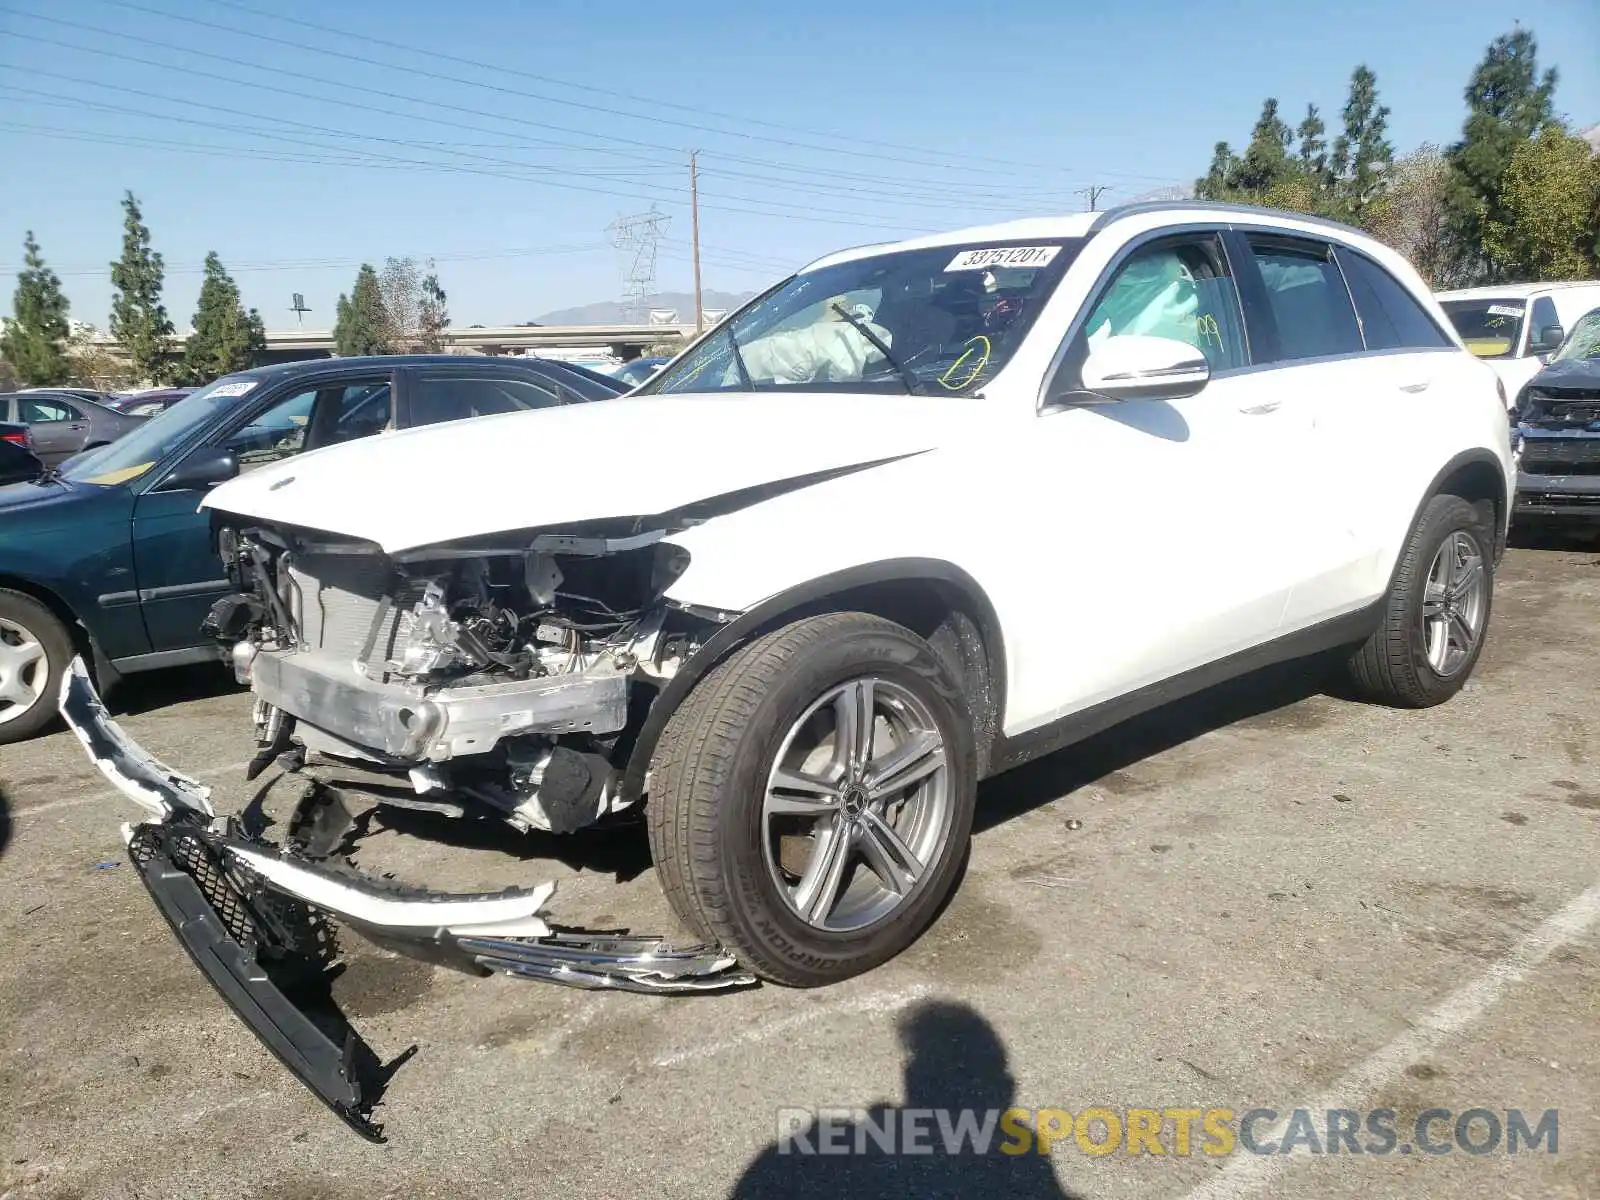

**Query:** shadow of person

left=731, top=1000, right=1080, bottom=1199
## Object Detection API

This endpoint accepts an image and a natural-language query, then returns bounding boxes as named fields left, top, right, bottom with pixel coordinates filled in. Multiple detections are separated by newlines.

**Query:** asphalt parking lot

left=2, top=537, right=1597, bottom=1200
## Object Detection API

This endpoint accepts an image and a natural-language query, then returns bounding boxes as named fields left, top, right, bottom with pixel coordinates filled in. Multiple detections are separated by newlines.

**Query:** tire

left=648, top=612, right=976, bottom=987
left=1344, top=494, right=1494, bottom=707
left=0, top=589, right=73, bottom=744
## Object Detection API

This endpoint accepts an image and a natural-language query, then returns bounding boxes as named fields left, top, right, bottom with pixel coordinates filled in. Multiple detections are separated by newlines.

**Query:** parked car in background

left=58, top=202, right=1514, bottom=1137
left=611, top=355, right=671, bottom=387
left=0, top=422, right=42, bottom=485
left=107, top=387, right=197, bottom=417
left=0, top=391, right=146, bottom=465
left=1437, top=282, right=1600, bottom=407
left=19, top=386, right=122, bottom=407
left=1512, top=305, right=1600, bottom=524
left=0, top=354, right=626, bottom=743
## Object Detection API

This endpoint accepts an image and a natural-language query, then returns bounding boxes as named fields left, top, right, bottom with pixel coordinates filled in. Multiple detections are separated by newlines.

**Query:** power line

left=0, top=64, right=936, bottom=234
left=111, top=0, right=1147, bottom=181
left=0, top=235, right=609, bottom=277
left=0, top=12, right=1159, bottom=212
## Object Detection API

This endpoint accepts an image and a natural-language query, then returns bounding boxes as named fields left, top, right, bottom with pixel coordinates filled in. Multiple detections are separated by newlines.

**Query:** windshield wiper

left=725, top=325, right=754, bottom=391
left=832, top=303, right=919, bottom=394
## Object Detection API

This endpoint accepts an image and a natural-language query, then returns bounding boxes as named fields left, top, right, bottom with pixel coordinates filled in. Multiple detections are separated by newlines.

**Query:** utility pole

left=1078, top=184, right=1109, bottom=212
left=690, top=150, right=704, bottom=335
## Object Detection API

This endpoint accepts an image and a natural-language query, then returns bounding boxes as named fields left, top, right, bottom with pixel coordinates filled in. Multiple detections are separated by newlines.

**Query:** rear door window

left=408, top=374, right=564, bottom=426
left=1336, top=251, right=1452, bottom=351
left=1247, top=239, right=1364, bottom=362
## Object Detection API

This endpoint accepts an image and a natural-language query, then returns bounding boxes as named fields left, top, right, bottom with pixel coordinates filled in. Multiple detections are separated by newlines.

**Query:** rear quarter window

left=1336, top=251, right=1452, bottom=351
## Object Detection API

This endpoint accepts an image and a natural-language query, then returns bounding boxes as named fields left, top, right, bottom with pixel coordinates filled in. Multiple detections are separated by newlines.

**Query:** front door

left=130, top=375, right=392, bottom=653
left=989, top=231, right=1310, bottom=735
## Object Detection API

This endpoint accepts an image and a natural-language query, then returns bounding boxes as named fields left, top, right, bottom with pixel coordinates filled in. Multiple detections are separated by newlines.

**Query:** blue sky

left=2, top=0, right=1596, bottom=329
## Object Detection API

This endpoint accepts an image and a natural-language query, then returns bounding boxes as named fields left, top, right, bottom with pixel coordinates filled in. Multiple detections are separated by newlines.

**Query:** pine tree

left=1445, top=29, right=1559, bottom=282
left=1232, top=99, right=1295, bottom=196
left=181, top=252, right=266, bottom=383
left=1194, top=142, right=1237, bottom=200
left=417, top=272, right=449, bottom=352
left=109, top=191, right=175, bottom=383
left=1296, top=104, right=1329, bottom=190
left=333, top=264, right=390, bottom=357
left=1330, top=66, right=1393, bottom=224
left=1, top=231, right=71, bottom=385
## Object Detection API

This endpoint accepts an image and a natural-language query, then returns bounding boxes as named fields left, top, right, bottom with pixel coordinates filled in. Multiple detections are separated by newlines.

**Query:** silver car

left=0, top=390, right=145, bottom=466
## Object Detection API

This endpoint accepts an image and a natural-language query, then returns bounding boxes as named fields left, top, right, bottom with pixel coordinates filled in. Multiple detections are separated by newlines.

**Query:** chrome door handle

left=1398, top=379, right=1432, bottom=394
left=1239, top=401, right=1281, bottom=415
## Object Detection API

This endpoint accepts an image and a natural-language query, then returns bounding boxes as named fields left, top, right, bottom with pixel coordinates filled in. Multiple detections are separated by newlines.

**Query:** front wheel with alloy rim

left=1344, top=493, right=1494, bottom=707
left=648, top=612, right=976, bottom=987
left=0, top=590, right=72, bottom=744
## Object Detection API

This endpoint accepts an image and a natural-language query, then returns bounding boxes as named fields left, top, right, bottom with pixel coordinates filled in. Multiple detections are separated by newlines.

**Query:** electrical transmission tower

left=606, top=207, right=671, bottom=321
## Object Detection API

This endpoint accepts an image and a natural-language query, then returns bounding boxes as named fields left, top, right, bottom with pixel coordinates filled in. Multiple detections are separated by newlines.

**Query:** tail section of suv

left=59, top=203, right=1511, bottom=1138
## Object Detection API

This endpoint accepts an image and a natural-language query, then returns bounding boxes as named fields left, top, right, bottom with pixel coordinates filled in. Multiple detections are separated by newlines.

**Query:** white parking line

left=652, top=983, right=934, bottom=1068
left=12, top=761, right=251, bottom=818
left=1178, top=876, right=1600, bottom=1200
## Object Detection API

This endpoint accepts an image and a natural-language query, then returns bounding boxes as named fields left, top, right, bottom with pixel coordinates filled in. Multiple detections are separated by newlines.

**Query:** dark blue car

left=0, top=354, right=624, bottom=742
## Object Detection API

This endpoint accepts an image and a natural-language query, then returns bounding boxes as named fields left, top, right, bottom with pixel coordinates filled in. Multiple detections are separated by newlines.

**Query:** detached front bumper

left=59, top=658, right=755, bottom=1141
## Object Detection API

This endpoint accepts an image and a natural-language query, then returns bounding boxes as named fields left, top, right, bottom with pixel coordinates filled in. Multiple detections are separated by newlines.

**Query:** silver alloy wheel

left=1421, top=529, right=1487, bottom=678
left=0, top=615, right=50, bottom=726
left=762, top=676, right=952, bottom=933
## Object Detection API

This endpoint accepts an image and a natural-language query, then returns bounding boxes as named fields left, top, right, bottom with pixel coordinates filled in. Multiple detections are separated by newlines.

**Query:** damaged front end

left=61, top=630, right=752, bottom=1138
left=208, top=520, right=703, bottom=835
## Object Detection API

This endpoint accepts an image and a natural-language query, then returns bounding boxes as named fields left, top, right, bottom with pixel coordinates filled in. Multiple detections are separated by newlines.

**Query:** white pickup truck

left=1437, top=281, right=1600, bottom=406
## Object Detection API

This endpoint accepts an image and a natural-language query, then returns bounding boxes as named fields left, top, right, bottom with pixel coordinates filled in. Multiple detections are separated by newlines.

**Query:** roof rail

left=1086, top=199, right=1366, bottom=237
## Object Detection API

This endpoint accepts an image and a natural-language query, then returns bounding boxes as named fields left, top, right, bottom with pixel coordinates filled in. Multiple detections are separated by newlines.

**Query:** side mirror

left=1060, top=334, right=1211, bottom=406
left=1531, top=323, right=1565, bottom=355
left=155, top=444, right=239, bottom=492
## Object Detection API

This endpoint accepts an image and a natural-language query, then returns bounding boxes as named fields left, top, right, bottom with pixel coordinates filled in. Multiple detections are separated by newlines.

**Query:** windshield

left=61, top=375, right=261, bottom=486
left=1552, top=310, right=1600, bottom=363
left=642, top=239, right=1083, bottom=397
left=1440, top=299, right=1525, bottom=359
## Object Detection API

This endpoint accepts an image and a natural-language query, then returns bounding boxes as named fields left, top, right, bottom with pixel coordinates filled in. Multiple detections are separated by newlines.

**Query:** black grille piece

left=168, top=828, right=258, bottom=948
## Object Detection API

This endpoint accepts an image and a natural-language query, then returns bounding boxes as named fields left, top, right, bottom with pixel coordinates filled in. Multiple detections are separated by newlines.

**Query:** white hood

left=202, top=393, right=982, bottom=552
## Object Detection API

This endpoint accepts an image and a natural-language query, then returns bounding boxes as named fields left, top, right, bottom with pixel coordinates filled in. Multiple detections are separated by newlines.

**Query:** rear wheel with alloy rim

left=0, top=590, right=72, bottom=744
left=1345, top=493, right=1494, bottom=707
left=649, top=612, right=976, bottom=987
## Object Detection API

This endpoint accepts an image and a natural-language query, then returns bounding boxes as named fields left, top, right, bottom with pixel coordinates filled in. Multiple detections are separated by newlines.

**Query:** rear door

left=130, top=371, right=395, bottom=653
left=1224, top=231, right=1402, bottom=629
left=18, top=395, right=89, bottom=464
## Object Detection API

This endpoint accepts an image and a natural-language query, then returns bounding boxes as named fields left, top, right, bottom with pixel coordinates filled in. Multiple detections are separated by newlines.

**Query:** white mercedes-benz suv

left=64, top=202, right=1512, bottom=1138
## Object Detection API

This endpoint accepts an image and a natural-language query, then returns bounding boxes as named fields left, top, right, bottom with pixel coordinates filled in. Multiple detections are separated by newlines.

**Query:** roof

left=800, top=201, right=1379, bottom=273
left=1437, top=281, right=1600, bottom=302
left=229, top=353, right=523, bottom=381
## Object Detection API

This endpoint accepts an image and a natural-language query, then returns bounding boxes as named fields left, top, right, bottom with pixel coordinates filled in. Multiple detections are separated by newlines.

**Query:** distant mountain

left=532, top=289, right=755, bottom=325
